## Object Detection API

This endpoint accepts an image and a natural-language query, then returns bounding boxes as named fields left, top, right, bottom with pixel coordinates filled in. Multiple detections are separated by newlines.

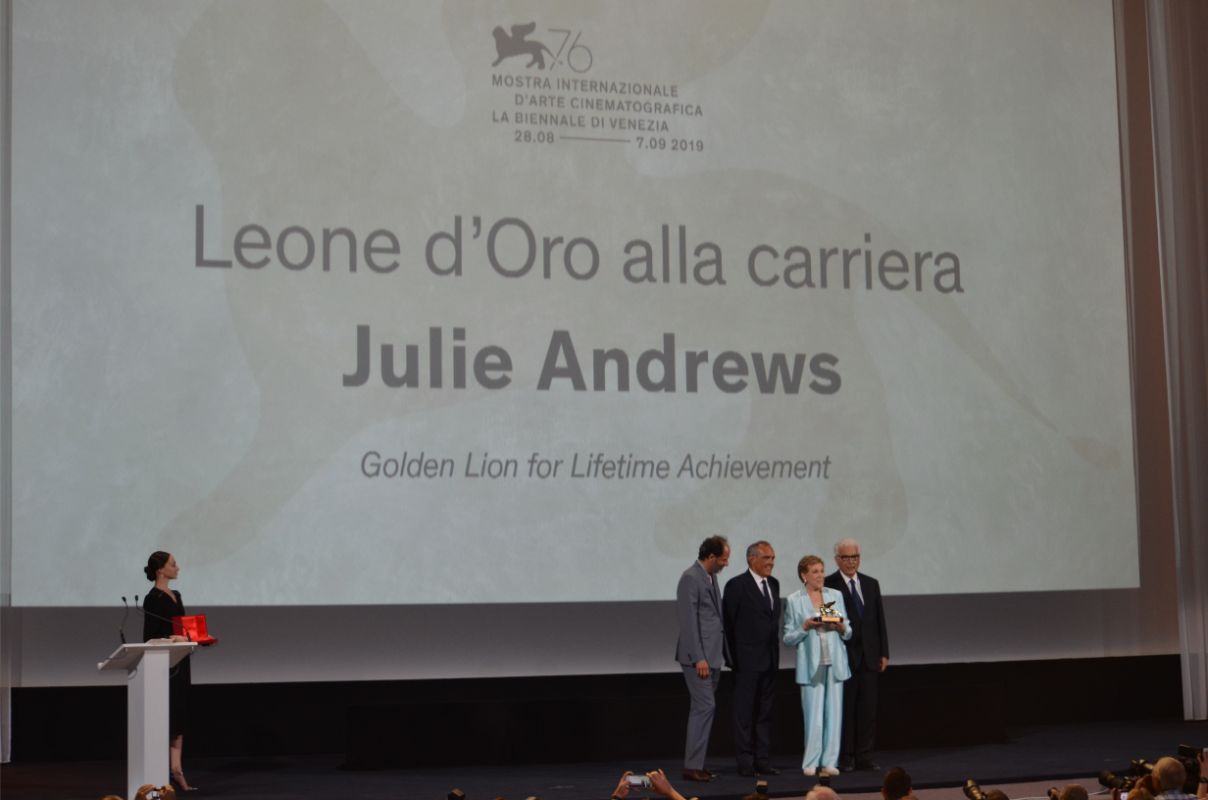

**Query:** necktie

left=849, top=577, right=865, bottom=618
left=761, top=578, right=772, bottom=610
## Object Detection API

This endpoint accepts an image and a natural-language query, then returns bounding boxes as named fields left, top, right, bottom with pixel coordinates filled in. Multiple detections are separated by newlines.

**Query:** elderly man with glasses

left=825, top=538, right=890, bottom=772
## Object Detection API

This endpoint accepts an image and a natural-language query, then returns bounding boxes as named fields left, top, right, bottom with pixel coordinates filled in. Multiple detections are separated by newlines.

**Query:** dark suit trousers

left=840, top=664, right=878, bottom=762
left=733, top=668, right=776, bottom=768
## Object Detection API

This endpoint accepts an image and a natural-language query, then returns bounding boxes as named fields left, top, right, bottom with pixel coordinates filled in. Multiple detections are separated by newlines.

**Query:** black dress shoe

left=737, top=766, right=756, bottom=777
left=856, top=759, right=881, bottom=771
left=838, top=761, right=856, bottom=773
left=755, top=763, right=780, bottom=775
left=682, top=768, right=713, bottom=782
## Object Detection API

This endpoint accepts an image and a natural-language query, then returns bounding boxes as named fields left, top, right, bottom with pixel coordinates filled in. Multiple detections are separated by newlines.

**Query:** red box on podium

left=171, top=615, right=218, bottom=646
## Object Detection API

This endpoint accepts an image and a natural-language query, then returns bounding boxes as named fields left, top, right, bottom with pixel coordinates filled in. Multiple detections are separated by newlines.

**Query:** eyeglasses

left=836, top=554, right=861, bottom=561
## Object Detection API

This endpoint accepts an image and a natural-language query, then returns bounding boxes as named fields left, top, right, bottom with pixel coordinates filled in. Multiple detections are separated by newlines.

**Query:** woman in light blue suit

left=782, top=554, right=852, bottom=776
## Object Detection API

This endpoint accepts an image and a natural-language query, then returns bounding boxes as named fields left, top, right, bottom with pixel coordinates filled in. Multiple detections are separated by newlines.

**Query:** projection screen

left=8, top=0, right=1136, bottom=608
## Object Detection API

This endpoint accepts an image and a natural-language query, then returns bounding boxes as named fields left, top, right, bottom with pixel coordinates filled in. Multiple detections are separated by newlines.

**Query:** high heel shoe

left=171, top=770, right=199, bottom=792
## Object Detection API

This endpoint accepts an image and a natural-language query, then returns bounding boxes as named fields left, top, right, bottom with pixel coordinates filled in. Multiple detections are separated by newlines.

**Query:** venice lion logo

left=491, top=22, right=554, bottom=69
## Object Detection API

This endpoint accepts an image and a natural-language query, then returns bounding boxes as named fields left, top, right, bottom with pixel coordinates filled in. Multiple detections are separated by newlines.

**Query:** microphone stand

left=134, top=595, right=193, bottom=642
left=118, top=596, right=130, bottom=644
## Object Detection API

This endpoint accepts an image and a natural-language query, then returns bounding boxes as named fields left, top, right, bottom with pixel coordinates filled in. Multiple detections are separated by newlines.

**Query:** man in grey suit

left=675, top=535, right=731, bottom=783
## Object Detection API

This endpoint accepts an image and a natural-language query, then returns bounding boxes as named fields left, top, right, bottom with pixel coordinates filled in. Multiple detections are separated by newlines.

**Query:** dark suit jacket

left=722, top=571, right=781, bottom=672
left=825, top=569, right=889, bottom=671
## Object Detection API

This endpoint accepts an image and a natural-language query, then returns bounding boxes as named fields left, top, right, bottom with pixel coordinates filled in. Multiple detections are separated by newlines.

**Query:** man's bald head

left=807, top=786, right=841, bottom=800
left=1153, top=757, right=1186, bottom=792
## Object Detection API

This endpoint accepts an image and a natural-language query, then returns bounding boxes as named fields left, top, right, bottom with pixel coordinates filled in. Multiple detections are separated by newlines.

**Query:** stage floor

left=3, top=719, right=1204, bottom=800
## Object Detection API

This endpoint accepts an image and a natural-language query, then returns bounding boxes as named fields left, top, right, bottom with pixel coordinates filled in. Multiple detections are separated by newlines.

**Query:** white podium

left=98, top=641, right=196, bottom=800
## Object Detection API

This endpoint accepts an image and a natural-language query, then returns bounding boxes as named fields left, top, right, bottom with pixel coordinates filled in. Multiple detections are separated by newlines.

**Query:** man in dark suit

left=723, top=540, right=781, bottom=777
left=825, top=537, right=889, bottom=772
left=675, top=535, right=731, bottom=782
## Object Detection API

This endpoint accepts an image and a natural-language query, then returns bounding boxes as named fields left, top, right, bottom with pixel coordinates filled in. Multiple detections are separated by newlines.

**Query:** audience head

left=1153, top=757, right=1186, bottom=792
left=1057, top=785, right=1088, bottom=800
left=985, top=790, right=1010, bottom=800
left=806, top=786, right=841, bottom=800
left=882, top=767, right=913, bottom=800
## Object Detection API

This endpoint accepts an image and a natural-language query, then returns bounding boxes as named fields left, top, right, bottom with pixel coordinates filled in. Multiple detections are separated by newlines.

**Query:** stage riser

left=12, top=655, right=1179, bottom=764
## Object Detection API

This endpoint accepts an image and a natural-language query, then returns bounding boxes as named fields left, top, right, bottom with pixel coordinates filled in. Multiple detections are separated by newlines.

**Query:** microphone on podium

left=134, top=595, right=193, bottom=642
left=118, top=596, right=130, bottom=644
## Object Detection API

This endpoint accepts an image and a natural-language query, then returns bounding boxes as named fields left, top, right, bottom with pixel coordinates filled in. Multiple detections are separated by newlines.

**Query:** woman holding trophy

left=782, top=554, right=852, bottom=776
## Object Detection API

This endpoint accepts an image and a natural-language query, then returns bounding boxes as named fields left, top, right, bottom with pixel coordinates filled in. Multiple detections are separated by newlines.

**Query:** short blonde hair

left=798, top=554, right=824, bottom=580
left=1153, top=757, right=1186, bottom=792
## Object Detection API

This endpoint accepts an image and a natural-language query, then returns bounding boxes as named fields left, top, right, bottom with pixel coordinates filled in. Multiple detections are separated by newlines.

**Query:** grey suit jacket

left=675, top=561, right=727, bottom=668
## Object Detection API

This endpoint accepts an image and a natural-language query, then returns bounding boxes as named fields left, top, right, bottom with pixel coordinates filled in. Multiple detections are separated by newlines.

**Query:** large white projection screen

left=10, top=0, right=1135, bottom=607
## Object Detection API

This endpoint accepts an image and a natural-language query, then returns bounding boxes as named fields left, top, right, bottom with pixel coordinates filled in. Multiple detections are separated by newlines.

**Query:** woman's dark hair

left=144, top=551, right=171, bottom=581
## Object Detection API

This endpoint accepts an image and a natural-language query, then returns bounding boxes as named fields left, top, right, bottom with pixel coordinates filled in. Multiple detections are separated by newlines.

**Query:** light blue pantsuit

left=783, top=587, right=852, bottom=771
left=798, top=667, right=845, bottom=769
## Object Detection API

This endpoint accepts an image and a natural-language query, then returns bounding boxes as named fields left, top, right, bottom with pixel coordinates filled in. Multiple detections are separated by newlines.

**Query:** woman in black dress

left=143, top=551, right=197, bottom=792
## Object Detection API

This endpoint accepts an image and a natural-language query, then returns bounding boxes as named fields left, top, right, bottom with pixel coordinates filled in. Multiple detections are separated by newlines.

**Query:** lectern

left=98, top=641, right=196, bottom=800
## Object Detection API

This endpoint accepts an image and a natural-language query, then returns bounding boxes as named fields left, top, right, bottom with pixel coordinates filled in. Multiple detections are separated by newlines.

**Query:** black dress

left=143, top=587, right=191, bottom=737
